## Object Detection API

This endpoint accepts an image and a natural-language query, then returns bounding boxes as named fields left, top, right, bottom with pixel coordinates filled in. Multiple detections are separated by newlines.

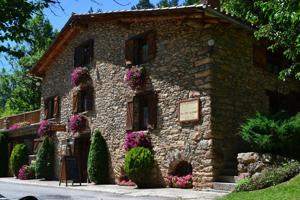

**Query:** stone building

left=30, top=3, right=300, bottom=189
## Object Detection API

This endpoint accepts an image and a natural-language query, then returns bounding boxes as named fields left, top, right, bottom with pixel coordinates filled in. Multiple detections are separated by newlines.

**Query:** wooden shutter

left=72, top=91, right=79, bottom=113
left=86, top=87, right=93, bottom=111
left=126, top=97, right=134, bottom=131
left=146, top=31, right=156, bottom=61
left=53, top=96, right=60, bottom=117
left=125, top=39, right=135, bottom=65
left=148, top=92, right=158, bottom=129
left=44, top=98, right=49, bottom=119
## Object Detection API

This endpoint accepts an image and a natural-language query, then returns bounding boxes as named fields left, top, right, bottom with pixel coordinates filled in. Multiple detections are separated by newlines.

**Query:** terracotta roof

left=30, top=5, right=253, bottom=77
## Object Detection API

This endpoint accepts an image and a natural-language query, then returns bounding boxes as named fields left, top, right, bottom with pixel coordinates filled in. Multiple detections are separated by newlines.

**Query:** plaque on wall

left=179, top=98, right=200, bottom=122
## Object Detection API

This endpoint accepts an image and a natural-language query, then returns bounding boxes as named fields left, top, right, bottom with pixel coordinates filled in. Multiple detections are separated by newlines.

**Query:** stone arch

left=166, top=146, right=193, bottom=176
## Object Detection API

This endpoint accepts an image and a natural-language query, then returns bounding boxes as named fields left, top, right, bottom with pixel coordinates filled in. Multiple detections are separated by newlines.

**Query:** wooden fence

left=0, top=110, right=41, bottom=130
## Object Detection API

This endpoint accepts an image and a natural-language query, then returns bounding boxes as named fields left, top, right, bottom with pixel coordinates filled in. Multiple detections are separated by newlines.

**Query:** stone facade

left=39, top=14, right=300, bottom=189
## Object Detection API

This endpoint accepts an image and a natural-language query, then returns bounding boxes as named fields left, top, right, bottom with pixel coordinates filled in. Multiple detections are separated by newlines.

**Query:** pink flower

left=38, top=120, right=52, bottom=137
left=9, top=124, right=21, bottom=131
left=124, top=67, right=145, bottom=90
left=71, top=67, right=89, bottom=86
left=167, top=174, right=193, bottom=189
left=18, top=165, right=33, bottom=180
left=69, top=115, right=86, bottom=133
left=124, top=131, right=152, bottom=151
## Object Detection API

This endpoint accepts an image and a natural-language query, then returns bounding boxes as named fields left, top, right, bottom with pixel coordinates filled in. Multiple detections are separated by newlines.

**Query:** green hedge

left=124, top=147, right=154, bottom=188
left=9, top=144, right=27, bottom=177
left=0, top=132, right=8, bottom=177
left=87, top=129, right=109, bottom=184
left=236, top=161, right=300, bottom=192
left=35, top=136, right=54, bottom=180
left=240, top=112, right=300, bottom=158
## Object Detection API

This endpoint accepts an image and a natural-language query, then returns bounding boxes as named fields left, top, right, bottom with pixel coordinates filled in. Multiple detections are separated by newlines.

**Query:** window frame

left=74, top=39, right=94, bottom=68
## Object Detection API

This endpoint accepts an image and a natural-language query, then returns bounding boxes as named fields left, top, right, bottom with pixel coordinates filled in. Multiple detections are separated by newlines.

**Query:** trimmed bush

left=235, top=161, right=300, bottom=192
left=87, top=129, right=109, bottom=184
left=9, top=144, right=27, bottom=177
left=0, top=132, right=8, bottom=177
left=35, top=136, right=54, bottom=180
left=240, top=112, right=300, bottom=158
left=124, top=147, right=154, bottom=188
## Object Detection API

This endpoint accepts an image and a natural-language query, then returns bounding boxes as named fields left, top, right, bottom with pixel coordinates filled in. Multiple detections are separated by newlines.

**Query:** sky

left=0, top=0, right=184, bottom=70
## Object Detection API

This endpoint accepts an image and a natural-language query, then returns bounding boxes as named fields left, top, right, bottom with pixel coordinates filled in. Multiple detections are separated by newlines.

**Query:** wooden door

left=74, top=136, right=90, bottom=182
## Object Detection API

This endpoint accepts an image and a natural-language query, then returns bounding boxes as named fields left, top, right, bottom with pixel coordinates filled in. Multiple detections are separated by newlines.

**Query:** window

left=125, top=31, right=156, bottom=66
left=266, top=91, right=300, bottom=115
left=72, top=87, right=93, bottom=113
left=126, top=92, right=158, bottom=131
left=74, top=39, right=94, bottom=68
left=44, top=96, right=59, bottom=119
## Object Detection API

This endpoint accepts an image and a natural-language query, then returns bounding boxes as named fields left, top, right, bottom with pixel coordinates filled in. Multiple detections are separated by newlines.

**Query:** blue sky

left=0, top=0, right=185, bottom=69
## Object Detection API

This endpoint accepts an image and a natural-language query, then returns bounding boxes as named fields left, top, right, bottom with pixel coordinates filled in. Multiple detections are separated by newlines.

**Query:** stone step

left=213, top=182, right=236, bottom=191
left=220, top=168, right=238, bottom=176
left=216, top=176, right=236, bottom=183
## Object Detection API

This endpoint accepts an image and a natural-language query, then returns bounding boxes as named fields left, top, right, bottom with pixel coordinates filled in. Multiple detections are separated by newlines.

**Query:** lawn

left=219, top=174, right=300, bottom=200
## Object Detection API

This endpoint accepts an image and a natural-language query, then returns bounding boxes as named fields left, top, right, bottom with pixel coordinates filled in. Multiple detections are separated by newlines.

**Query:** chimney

left=200, top=0, right=220, bottom=9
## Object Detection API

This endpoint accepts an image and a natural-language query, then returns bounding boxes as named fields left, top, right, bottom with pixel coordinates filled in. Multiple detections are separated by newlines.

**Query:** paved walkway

left=0, top=178, right=228, bottom=200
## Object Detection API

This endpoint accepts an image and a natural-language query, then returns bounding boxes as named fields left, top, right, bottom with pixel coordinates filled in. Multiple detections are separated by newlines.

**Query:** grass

left=219, top=174, right=300, bottom=200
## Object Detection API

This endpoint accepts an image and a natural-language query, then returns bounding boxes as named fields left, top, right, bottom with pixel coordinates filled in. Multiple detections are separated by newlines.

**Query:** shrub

left=9, top=144, right=27, bottom=177
left=0, top=132, right=8, bottom=177
left=18, top=165, right=34, bottom=180
left=124, top=131, right=152, bottom=151
left=87, top=129, right=109, bottom=184
left=235, top=161, right=300, bottom=192
left=69, top=115, right=86, bottom=133
left=124, top=147, right=154, bottom=188
left=240, top=112, right=300, bottom=158
left=35, top=136, right=54, bottom=180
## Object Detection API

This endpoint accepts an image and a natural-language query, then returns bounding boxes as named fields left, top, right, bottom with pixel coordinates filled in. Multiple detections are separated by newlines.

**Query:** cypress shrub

left=0, top=132, right=8, bottom=177
left=35, top=136, right=54, bottom=180
left=88, top=129, right=109, bottom=184
left=9, top=144, right=27, bottom=177
left=124, top=147, right=154, bottom=188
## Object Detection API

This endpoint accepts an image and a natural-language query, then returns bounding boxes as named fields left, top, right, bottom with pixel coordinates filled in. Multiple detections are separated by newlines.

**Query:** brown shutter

left=72, top=91, right=79, bottom=114
left=148, top=92, right=158, bottom=129
left=53, top=96, right=60, bottom=117
left=86, top=87, right=93, bottom=111
left=146, top=31, right=156, bottom=61
left=125, top=39, right=135, bottom=65
left=126, top=97, right=134, bottom=131
left=44, top=98, right=49, bottom=119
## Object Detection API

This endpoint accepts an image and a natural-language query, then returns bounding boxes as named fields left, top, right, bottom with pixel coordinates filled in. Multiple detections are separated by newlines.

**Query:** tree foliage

left=87, top=129, right=109, bottom=184
left=9, top=143, right=27, bottom=177
left=0, top=14, right=57, bottom=117
left=132, top=0, right=155, bottom=9
left=223, top=0, right=300, bottom=80
left=183, top=0, right=200, bottom=5
left=157, top=0, right=179, bottom=8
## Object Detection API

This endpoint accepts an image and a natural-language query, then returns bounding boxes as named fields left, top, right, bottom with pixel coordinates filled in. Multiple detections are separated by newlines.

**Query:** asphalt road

left=0, top=182, right=172, bottom=200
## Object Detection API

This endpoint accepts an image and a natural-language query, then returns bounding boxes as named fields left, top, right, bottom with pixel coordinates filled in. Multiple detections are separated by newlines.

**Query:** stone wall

left=210, top=25, right=300, bottom=177
left=41, top=19, right=217, bottom=188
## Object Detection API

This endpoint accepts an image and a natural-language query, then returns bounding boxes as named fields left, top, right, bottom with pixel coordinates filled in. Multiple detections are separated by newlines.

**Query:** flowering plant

left=167, top=174, right=193, bottom=189
left=38, top=120, right=53, bottom=137
left=18, top=165, right=34, bottom=180
left=124, top=66, right=146, bottom=90
left=71, top=67, right=89, bottom=86
left=9, top=121, right=31, bottom=131
left=117, top=179, right=136, bottom=186
left=124, top=131, right=152, bottom=151
left=69, top=114, right=86, bottom=133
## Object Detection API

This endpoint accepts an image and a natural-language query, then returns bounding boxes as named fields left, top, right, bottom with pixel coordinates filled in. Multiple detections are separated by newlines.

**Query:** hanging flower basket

left=69, top=114, right=86, bottom=133
left=124, top=131, right=152, bottom=151
left=37, top=120, right=53, bottom=137
left=9, top=121, right=31, bottom=131
left=71, top=67, right=90, bottom=86
left=124, top=66, right=146, bottom=90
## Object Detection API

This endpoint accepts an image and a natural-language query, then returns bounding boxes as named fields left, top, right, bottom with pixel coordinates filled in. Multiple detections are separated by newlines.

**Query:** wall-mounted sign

left=179, top=98, right=200, bottom=122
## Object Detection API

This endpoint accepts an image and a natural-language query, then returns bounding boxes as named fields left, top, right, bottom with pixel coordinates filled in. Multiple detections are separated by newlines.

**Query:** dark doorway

left=73, top=135, right=90, bottom=182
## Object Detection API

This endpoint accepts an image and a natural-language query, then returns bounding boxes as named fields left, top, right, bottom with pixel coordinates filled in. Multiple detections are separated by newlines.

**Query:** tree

left=9, top=144, right=27, bottom=177
left=157, top=0, right=178, bottom=8
left=35, top=136, right=54, bottom=180
left=132, top=0, right=155, bottom=10
left=0, top=14, right=57, bottom=117
left=223, top=0, right=300, bottom=81
left=183, top=0, right=200, bottom=5
left=87, top=129, right=109, bottom=184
